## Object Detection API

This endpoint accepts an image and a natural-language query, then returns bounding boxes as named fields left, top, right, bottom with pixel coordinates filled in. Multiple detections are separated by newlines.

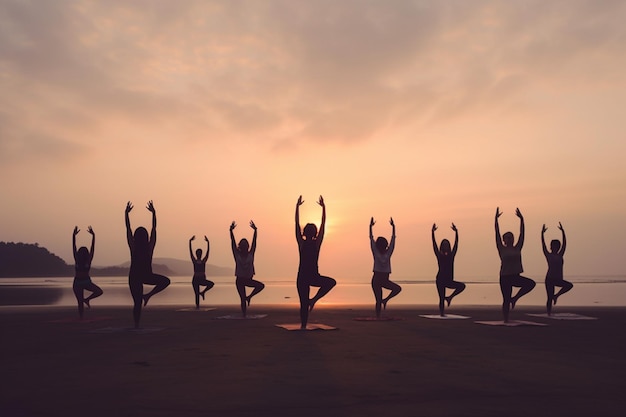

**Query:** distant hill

left=0, top=242, right=72, bottom=277
left=0, top=242, right=231, bottom=278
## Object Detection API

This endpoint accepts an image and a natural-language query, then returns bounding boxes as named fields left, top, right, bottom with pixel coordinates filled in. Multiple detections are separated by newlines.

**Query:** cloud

left=0, top=0, right=625, bottom=160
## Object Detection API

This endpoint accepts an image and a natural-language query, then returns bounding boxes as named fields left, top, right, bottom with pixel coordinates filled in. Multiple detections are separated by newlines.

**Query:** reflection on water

left=0, top=276, right=625, bottom=308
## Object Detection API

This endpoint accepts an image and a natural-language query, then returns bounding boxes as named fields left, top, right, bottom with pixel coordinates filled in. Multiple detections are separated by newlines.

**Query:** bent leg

left=83, top=282, right=103, bottom=307
left=511, top=275, right=536, bottom=308
left=309, top=275, right=336, bottom=311
left=381, top=280, right=402, bottom=308
left=247, top=279, right=265, bottom=301
left=554, top=280, right=573, bottom=305
left=143, top=274, right=171, bottom=306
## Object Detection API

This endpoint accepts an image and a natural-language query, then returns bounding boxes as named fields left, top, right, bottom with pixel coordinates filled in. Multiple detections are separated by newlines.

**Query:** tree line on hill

left=0, top=241, right=175, bottom=278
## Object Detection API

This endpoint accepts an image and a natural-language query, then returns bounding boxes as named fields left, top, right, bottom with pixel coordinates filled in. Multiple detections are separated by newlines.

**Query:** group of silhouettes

left=71, top=198, right=573, bottom=328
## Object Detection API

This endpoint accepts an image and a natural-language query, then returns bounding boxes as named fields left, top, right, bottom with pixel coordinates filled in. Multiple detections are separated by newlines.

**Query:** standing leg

left=236, top=279, right=247, bottom=317
left=129, top=279, right=143, bottom=328
left=436, top=282, right=446, bottom=317
left=545, top=281, right=555, bottom=315
left=372, top=275, right=383, bottom=318
left=500, top=276, right=513, bottom=323
left=297, top=279, right=310, bottom=329
left=192, top=281, right=201, bottom=309
left=73, top=284, right=85, bottom=320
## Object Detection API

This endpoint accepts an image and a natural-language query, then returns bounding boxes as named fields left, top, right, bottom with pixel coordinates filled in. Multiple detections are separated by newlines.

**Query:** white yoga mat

left=475, top=320, right=548, bottom=327
left=527, top=313, right=597, bottom=320
left=420, top=314, right=470, bottom=320
left=275, top=323, right=338, bottom=331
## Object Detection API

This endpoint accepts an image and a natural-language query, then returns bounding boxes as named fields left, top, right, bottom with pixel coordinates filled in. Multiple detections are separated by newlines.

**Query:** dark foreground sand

left=1, top=303, right=625, bottom=417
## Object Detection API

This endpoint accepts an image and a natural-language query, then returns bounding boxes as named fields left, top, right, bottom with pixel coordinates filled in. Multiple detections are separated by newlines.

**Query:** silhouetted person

left=125, top=201, right=170, bottom=328
left=432, top=222, right=465, bottom=316
left=295, top=195, right=336, bottom=329
left=189, top=235, right=214, bottom=309
left=230, top=220, right=264, bottom=317
left=370, top=217, right=401, bottom=318
left=72, top=226, right=103, bottom=319
left=495, top=207, right=536, bottom=322
left=542, top=222, right=572, bottom=315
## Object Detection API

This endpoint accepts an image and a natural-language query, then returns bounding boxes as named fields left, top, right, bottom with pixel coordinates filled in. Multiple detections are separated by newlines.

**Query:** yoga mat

left=353, top=316, right=403, bottom=321
left=419, top=314, right=470, bottom=320
left=176, top=307, right=217, bottom=312
left=527, top=313, right=597, bottom=320
left=275, top=323, right=338, bottom=331
left=88, top=327, right=165, bottom=334
left=475, top=320, right=548, bottom=327
left=216, top=314, right=268, bottom=320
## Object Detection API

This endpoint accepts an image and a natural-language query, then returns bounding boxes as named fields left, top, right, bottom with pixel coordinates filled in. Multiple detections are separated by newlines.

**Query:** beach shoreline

left=2, top=304, right=625, bottom=417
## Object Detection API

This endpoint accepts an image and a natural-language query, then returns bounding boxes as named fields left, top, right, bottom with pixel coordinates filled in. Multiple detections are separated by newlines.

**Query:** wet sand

left=1, top=302, right=625, bottom=417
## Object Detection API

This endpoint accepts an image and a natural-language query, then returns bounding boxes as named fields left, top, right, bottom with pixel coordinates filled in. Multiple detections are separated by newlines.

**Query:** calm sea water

left=1, top=275, right=625, bottom=308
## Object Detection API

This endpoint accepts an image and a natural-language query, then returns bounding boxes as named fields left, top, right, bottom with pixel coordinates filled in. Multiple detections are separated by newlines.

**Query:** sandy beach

left=1, top=301, right=625, bottom=417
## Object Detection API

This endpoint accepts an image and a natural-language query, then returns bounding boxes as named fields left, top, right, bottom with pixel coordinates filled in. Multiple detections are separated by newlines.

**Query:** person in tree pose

left=542, top=222, right=572, bottom=315
left=295, top=195, right=336, bottom=329
left=189, top=235, right=214, bottom=309
left=369, top=217, right=401, bottom=318
left=72, top=226, right=103, bottom=319
left=125, top=201, right=170, bottom=328
left=495, top=207, right=536, bottom=322
left=432, top=222, right=465, bottom=316
left=230, top=220, right=264, bottom=317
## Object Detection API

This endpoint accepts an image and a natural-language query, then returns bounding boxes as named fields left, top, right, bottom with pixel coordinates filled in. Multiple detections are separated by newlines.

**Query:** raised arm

left=370, top=217, right=375, bottom=242
left=558, top=222, right=566, bottom=255
left=189, top=235, right=196, bottom=260
left=541, top=225, right=549, bottom=256
left=495, top=207, right=503, bottom=250
left=431, top=223, right=439, bottom=255
left=295, top=196, right=304, bottom=243
left=147, top=200, right=157, bottom=245
left=516, top=208, right=525, bottom=249
left=125, top=202, right=134, bottom=248
left=317, top=195, right=326, bottom=244
left=87, top=226, right=95, bottom=262
left=250, top=220, right=258, bottom=255
left=203, top=236, right=210, bottom=262
left=388, top=217, right=396, bottom=255
left=451, top=223, right=458, bottom=256
left=72, top=226, right=79, bottom=261
left=230, top=222, right=238, bottom=255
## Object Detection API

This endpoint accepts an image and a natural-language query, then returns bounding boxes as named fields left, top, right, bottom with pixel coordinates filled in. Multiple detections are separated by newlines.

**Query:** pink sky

left=0, top=1, right=625, bottom=281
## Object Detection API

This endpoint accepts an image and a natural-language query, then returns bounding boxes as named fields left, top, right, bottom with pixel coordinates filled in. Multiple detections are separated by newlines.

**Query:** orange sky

left=0, top=1, right=625, bottom=281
